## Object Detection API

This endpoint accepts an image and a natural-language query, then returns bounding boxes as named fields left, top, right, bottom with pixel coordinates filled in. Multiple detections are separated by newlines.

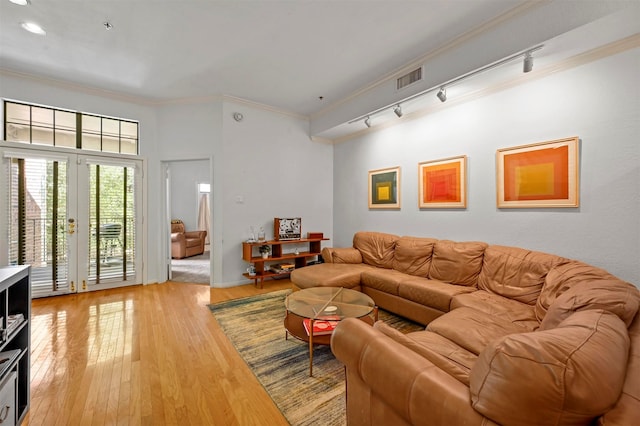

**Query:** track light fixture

left=523, top=51, right=534, bottom=73
left=348, top=44, right=543, bottom=127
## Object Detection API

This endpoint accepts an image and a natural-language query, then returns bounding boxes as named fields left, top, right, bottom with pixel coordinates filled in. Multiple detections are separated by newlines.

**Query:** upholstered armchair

left=171, top=220, right=207, bottom=259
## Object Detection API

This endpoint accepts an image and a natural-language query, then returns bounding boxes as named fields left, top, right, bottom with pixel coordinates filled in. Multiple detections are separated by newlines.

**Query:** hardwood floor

left=25, top=279, right=294, bottom=425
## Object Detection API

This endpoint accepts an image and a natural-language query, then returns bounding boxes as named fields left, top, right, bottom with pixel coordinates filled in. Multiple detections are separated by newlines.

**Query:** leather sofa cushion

left=374, top=321, right=476, bottom=386
left=427, top=307, right=526, bottom=355
left=290, top=263, right=373, bottom=290
left=470, top=310, right=629, bottom=426
left=429, top=240, right=487, bottom=286
left=452, top=290, right=539, bottom=331
left=392, top=236, right=437, bottom=277
left=353, top=231, right=399, bottom=269
left=478, top=245, right=565, bottom=305
left=599, top=311, right=640, bottom=424
left=536, top=260, right=617, bottom=321
left=361, top=269, right=409, bottom=296
left=540, top=279, right=640, bottom=331
left=398, top=276, right=476, bottom=312
left=321, top=246, right=363, bottom=264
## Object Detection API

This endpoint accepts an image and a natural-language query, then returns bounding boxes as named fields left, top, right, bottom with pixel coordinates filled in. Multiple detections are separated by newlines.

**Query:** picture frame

left=368, top=166, right=401, bottom=209
left=496, top=137, right=579, bottom=208
left=418, top=155, right=467, bottom=209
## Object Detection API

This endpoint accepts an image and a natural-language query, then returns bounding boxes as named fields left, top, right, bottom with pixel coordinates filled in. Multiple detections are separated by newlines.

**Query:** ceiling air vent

left=396, top=67, right=422, bottom=90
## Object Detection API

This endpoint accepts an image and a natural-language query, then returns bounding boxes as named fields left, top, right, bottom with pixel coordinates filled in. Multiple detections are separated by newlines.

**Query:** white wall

left=169, top=160, right=210, bottom=231
left=333, top=48, right=640, bottom=285
left=220, top=101, right=334, bottom=286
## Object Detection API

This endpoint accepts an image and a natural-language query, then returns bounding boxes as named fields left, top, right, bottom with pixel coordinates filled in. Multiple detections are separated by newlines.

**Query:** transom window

left=3, top=100, right=139, bottom=155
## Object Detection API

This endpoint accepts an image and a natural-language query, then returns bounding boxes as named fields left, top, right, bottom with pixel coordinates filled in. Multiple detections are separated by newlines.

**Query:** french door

left=0, top=145, right=142, bottom=297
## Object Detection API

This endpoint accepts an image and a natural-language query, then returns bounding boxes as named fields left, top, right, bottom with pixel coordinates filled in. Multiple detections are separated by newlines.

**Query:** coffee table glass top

left=285, top=287, right=374, bottom=320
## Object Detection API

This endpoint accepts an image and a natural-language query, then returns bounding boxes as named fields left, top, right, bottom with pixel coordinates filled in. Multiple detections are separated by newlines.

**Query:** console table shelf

left=242, top=237, right=328, bottom=288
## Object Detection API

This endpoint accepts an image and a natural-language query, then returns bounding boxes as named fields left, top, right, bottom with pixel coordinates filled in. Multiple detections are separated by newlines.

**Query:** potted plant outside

left=259, top=245, right=271, bottom=259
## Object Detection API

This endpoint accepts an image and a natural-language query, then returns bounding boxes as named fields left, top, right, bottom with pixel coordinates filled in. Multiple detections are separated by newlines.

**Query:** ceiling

left=0, top=0, right=638, bottom=138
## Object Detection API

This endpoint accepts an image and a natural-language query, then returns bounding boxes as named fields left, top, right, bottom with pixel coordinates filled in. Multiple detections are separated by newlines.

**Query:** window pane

left=55, top=110, right=76, bottom=131
left=55, top=110, right=76, bottom=148
left=120, top=138, right=137, bottom=155
left=82, top=115, right=101, bottom=151
left=32, top=126, right=54, bottom=146
left=5, top=102, right=30, bottom=125
left=102, top=135, right=120, bottom=153
left=82, top=134, right=101, bottom=151
left=121, top=121, right=138, bottom=139
left=5, top=123, right=30, bottom=143
left=102, top=118, right=119, bottom=138
left=32, top=106, right=53, bottom=128
left=82, top=114, right=101, bottom=134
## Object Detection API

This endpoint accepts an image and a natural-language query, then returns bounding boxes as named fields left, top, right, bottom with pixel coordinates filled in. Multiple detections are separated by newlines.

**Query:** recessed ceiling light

left=9, top=0, right=30, bottom=5
left=21, top=21, right=46, bottom=35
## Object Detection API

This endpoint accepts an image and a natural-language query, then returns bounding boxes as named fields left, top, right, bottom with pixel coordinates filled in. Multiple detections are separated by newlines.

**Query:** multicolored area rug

left=209, top=289, right=423, bottom=426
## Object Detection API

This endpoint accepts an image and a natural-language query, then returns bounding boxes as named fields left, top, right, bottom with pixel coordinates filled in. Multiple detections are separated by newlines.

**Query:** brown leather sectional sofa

left=290, top=231, right=640, bottom=426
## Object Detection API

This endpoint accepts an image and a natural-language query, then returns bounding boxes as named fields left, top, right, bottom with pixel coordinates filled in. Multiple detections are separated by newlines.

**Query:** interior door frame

left=161, top=158, right=212, bottom=285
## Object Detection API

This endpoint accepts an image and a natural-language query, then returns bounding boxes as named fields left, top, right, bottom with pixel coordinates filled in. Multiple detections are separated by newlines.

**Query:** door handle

left=68, top=218, right=75, bottom=235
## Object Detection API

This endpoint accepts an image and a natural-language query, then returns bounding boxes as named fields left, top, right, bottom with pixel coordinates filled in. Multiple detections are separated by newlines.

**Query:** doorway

left=164, top=159, right=211, bottom=285
left=0, top=146, right=143, bottom=297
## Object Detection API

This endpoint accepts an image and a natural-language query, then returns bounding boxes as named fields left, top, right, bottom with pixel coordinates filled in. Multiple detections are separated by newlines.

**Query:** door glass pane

left=7, top=157, right=69, bottom=296
left=87, top=164, right=136, bottom=284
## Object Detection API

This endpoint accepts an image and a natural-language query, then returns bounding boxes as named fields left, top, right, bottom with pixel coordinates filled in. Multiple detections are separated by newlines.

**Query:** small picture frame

left=496, top=137, right=579, bottom=208
left=368, top=166, right=401, bottom=209
left=418, top=155, right=467, bottom=209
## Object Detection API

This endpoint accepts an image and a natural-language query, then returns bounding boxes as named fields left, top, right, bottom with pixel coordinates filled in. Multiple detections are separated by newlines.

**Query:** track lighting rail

left=348, top=44, right=544, bottom=126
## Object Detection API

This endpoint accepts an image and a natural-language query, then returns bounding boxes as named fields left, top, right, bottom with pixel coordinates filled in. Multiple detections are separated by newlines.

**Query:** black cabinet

left=0, top=266, right=31, bottom=425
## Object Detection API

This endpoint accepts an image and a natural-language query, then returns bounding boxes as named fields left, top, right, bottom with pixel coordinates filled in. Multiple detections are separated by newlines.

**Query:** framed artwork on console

left=418, top=155, right=467, bottom=209
left=496, top=137, right=579, bottom=208
left=368, top=166, right=401, bottom=209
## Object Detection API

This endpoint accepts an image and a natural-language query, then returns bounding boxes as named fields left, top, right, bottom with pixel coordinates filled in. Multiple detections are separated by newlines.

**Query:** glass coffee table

left=284, top=287, right=377, bottom=376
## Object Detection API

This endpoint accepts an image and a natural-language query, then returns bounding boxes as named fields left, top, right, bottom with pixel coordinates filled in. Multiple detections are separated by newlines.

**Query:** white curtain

left=197, top=193, right=210, bottom=245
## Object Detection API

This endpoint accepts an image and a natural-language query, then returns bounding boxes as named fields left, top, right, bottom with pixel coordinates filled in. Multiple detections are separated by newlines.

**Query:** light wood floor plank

left=24, top=280, right=293, bottom=425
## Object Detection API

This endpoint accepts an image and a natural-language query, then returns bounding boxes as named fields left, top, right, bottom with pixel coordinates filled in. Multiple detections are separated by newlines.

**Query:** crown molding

left=330, top=34, right=639, bottom=145
left=222, top=95, right=308, bottom=120
left=310, top=0, right=545, bottom=120
left=0, top=67, right=159, bottom=106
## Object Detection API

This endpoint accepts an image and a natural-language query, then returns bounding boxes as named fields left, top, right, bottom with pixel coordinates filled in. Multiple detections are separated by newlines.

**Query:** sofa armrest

left=184, top=230, right=207, bottom=240
left=171, top=232, right=185, bottom=243
left=331, top=318, right=491, bottom=426
left=322, top=247, right=362, bottom=264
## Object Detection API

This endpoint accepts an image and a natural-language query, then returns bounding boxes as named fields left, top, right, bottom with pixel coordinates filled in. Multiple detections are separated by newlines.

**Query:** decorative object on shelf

left=368, top=166, right=401, bottom=209
left=257, top=227, right=266, bottom=242
left=496, top=136, right=579, bottom=208
left=246, top=265, right=256, bottom=276
left=274, top=218, right=302, bottom=240
left=259, top=245, right=271, bottom=258
left=307, top=232, right=323, bottom=239
left=418, top=155, right=467, bottom=209
left=247, top=226, right=256, bottom=243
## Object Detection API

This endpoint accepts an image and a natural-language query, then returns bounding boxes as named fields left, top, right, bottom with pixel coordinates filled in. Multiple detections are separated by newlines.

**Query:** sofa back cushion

left=353, top=231, right=398, bottom=269
left=478, top=245, right=565, bottom=305
left=536, top=260, right=618, bottom=321
left=539, top=279, right=639, bottom=331
left=392, top=236, right=437, bottom=277
left=428, top=240, right=487, bottom=286
left=470, top=310, right=629, bottom=426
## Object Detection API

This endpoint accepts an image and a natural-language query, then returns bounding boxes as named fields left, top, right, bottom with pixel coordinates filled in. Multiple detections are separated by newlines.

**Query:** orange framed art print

left=418, top=155, right=467, bottom=208
left=496, top=137, right=579, bottom=208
